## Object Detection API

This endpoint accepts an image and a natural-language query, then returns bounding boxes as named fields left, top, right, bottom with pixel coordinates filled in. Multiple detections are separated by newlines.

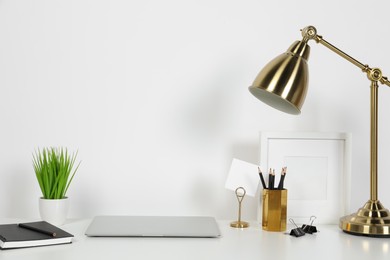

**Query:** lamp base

left=340, top=200, right=390, bottom=237
left=230, top=221, right=249, bottom=228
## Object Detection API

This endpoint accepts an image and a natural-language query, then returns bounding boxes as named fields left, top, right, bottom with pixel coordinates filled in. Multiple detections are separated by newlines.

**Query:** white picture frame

left=257, top=132, right=351, bottom=224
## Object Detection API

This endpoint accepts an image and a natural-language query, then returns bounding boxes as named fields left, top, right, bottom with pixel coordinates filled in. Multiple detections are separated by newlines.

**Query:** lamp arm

left=301, top=26, right=390, bottom=87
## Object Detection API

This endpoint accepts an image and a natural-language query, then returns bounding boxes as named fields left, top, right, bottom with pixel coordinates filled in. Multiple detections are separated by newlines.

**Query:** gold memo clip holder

left=262, top=189, right=288, bottom=232
left=230, top=187, right=249, bottom=228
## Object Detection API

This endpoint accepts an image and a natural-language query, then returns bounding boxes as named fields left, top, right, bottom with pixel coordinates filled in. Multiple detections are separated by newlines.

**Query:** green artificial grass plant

left=32, top=147, right=80, bottom=199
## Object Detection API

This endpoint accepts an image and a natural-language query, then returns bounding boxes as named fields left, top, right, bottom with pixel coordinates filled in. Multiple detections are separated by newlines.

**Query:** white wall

left=1, top=0, right=390, bottom=221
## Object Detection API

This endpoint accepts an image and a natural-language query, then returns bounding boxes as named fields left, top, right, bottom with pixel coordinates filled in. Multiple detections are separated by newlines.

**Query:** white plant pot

left=39, top=197, right=69, bottom=226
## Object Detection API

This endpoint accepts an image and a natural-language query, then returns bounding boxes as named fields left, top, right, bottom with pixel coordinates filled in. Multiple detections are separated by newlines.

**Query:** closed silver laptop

left=85, top=216, right=221, bottom=238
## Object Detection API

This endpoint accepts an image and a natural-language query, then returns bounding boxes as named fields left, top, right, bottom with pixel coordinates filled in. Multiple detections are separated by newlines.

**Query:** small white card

left=224, top=158, right=260, bottom=197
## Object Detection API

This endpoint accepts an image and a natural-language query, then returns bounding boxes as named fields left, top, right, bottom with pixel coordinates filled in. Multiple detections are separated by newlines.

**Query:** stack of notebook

left=0, top=221, right=73, bottom=249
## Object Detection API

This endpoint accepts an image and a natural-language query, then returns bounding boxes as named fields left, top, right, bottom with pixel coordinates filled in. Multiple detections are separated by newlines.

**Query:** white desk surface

left=1, top=218, right=389, bottom=260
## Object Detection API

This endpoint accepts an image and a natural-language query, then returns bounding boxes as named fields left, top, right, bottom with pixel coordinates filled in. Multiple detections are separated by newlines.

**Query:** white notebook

left=85, top=216, right=221, bottom=238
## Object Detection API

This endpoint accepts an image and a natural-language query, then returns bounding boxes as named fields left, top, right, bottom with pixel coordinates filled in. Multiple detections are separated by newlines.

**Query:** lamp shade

left=249, top=40, right=311, bottom=115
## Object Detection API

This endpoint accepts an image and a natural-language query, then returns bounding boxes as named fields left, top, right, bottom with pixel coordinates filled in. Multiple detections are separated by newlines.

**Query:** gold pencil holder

left=262, top=189, right=288, bottom=232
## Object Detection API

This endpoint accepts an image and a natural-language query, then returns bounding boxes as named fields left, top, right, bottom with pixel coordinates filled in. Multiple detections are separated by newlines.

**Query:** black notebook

left=0, top=221, right=73, bottom=249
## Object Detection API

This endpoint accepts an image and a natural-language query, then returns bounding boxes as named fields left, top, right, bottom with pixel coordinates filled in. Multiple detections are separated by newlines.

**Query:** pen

left=258, top=167, right=267, bottom=189
left=277, top=167, right=287, bottom=190
left=18, top=223, right=57, bottom=237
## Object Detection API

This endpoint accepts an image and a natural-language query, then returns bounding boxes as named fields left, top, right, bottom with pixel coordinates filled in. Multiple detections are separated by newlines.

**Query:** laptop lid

left=85, top=216, right=221, bottom=238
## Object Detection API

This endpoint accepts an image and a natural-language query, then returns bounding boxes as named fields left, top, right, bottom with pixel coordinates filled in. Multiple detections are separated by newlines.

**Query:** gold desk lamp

left=249, top=26, right=390, bottom=237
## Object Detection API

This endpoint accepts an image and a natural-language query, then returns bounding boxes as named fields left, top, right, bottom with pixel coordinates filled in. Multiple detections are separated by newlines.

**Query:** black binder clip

left=301, top=216, right=318, bottom=234
left=289, top=219, right=305, bottom=237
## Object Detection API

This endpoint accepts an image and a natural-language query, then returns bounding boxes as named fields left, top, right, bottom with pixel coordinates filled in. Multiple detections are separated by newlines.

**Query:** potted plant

left=32, top=147, right=81, bottom=225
